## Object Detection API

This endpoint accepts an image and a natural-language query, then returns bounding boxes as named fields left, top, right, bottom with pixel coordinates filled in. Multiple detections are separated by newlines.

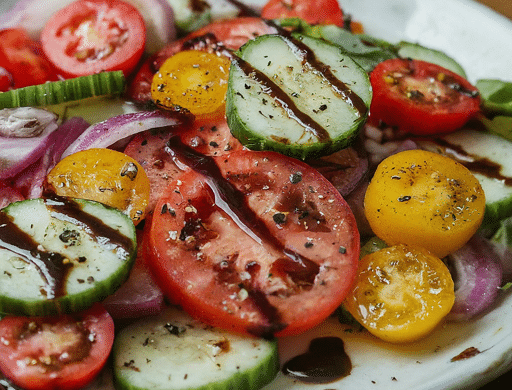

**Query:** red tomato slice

left=123, top=110, right=243, bottom=211
left=0, top=304, right=114, bottom=390
left=0, top=180, right=25, bottom=209
left=147, top=147, right=360, bottom=338
left=40, top=0, right=146, bottom=78
left=0, top=28, right=58, bottom=89
left=128, top=17, right=277, bottom=102
left=261, top=0, right=345, bottom=27
left=369, top=58, right=481, bottom=135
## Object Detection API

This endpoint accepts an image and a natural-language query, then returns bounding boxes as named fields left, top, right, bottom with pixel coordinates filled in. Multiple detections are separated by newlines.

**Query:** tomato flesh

left=261, top=0, right=345, bottom=27
left=369, top=58, right=481, bottom=135
left=0, top=304, right=114, bottom=390
left=0, top=28, right=57, bottom=89
left=148, top=147, right=360, bottom=338
left=41, top=0, right=146, bottom=78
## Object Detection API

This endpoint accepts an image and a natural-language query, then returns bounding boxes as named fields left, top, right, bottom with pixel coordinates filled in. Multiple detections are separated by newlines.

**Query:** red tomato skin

left=261, top=0, right=344, bottom=27
left=128, top=17, right=277, bottom=102
left=369, top=58, right=481, bottom=135
left=0, top=304, right=114, bottom=390
left=0, top=28, right=58, bottom=89
left=40, top=0, right=146, bottom=78
left=147, top=150, right=360, bottom=338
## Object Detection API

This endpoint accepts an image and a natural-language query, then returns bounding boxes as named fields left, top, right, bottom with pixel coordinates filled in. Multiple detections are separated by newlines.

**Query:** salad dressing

left=432, top=138, right=512, bottom=186
left=282, top=336, right=352, bottom=383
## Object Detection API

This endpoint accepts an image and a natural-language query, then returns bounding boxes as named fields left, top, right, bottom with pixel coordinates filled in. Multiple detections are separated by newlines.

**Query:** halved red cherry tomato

left=369, top=58, right=481, bottom=135
left=261, top=0, right=345, bottom=27
left=147, top=148, right=360, bottom=338
left=40, top=0, right=146, bottom=78
left=0, top=304, right=114, bottom=390
left=0, top=28, right=57, bottom=90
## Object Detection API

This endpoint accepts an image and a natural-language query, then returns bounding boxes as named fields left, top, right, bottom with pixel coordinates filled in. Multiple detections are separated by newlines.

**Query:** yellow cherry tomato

left=151, top=50, right=231, bottom=116
left=344, top=244, right=455, bottom=343
left=364, top=149, right=485, bottom=258
left=46, top=148, right=150, bottom=225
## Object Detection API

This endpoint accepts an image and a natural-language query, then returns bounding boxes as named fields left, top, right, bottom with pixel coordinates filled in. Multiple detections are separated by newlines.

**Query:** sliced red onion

left=12, top=116, right=91, bottom=199
left=0, top=0, right=176, bottom=54
left=61, top=110, right=189, bottom=158
left=0, top=181, right=24, bottom=209
left=446, top=234, right=503, bottom=322
left=0, top=107, right=58, bottom=180
left=102, top=261, right=165, bottom=319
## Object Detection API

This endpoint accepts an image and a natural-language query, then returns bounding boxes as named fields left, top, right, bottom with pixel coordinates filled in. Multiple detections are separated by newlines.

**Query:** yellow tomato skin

left=46, top=148, right=150, bottom=225
left=344, top=244, right=455, bottom=343
left=364, top=149, right=485, bottom=258
left=151, top=50, right=231, bottom=116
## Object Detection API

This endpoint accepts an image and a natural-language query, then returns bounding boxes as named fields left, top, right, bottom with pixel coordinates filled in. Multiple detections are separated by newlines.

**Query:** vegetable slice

left=0, top=197, right=137, bottom=316
left=113, top=306, right=279, bottom=390
left=0, top=71, right=126, bottom=109
left=226, top=33, right=371, bottom=160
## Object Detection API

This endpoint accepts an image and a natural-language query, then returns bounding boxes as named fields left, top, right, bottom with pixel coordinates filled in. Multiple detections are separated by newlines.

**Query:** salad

left=0, top=0, right=512, bottom=389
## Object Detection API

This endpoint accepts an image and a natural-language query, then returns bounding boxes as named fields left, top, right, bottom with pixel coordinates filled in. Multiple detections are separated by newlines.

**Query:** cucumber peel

left=0, top=71, right=126, bottom=109
left=226, top=33, right=372, bottom=160
left=0, top=197, right=137, bottom=316
left=113, top=306, right=280, bottom=390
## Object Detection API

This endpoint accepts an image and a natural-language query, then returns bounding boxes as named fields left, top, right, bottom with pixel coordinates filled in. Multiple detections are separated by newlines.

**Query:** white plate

left=1, top=1, right=512, bottom=390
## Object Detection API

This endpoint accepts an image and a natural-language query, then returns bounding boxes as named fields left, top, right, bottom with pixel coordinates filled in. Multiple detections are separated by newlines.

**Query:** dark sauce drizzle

left=0, top=193, right=135, bottom=300
left=282, top=336, right=352, bottom=383
left=165, top=135, right=321, bottom=337
left=432, top=138, right=512, bottom=186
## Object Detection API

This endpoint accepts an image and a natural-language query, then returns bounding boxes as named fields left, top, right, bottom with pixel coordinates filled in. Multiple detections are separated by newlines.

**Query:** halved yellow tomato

left=46, top=148, right=150, bottom=225
left=344, top=244, right=455, bottom=343
left=364, top=149, right=485, bottom=258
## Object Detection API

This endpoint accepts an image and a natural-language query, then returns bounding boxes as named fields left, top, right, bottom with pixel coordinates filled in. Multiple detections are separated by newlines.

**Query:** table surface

left=476, top=0, right=512, bottom=19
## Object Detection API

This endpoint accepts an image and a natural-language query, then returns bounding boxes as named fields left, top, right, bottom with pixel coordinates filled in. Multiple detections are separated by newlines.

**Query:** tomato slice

left=147, top=146, right=360, bottom=338
left=123, top=110, right=243, bottom=211
left=40, top=0, right=146, bottom=78
left=368, top=58, right=481, bottom=135
left=0, top=28, right=57, bottom=89
left=261, top=0, right=345, bottom=27
left=0, top=304, right=114, bottom=390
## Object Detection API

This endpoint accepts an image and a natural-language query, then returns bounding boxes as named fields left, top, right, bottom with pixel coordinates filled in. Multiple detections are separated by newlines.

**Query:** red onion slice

left=61, top=110, right=189, bottom=158
left=0, top=0, right=176, bottom=54
left=12, top=116, right=91, bottom=199
left=0, top=107, right=59, bottom=180
left=447, top=234, right=503, bottom=321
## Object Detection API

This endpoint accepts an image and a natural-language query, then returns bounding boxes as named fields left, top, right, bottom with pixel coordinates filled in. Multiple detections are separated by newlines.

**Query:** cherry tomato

left=40, top=0, right=146, bottom=78
left=364, top=149, right=485, bottom=258
left=45, top=148, right=150, bottom=225
left=261, top=0, right=345, bottom=27
left=128, top=17, right=277, bottom=102
left=369, top=58, right=481, bottom=135
left=147, top=148, right=360, bottom=338
left=344, top=244, right=455, bottom=343
left=151, top=50, right=232, bottom=116
left=0, top=304, right=114, bottom=390
left=0, top=28, right=57, bottom=89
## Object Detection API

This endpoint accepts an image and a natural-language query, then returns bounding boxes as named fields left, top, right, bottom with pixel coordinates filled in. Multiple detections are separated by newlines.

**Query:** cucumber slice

left=226, top=33, right=372, bottom=160
left=0, top=71, right=126, bottom=109
left=166, top=0, right=212, bottom=34
left=417, top=129, right=512, bottom=225
left=113, top=306, right=279, bottom=390
left=396, top=41, right=467, bottom=78
left=48, top=95, right=142, bottom=125
left=0, top=197, right=136, bottom=316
